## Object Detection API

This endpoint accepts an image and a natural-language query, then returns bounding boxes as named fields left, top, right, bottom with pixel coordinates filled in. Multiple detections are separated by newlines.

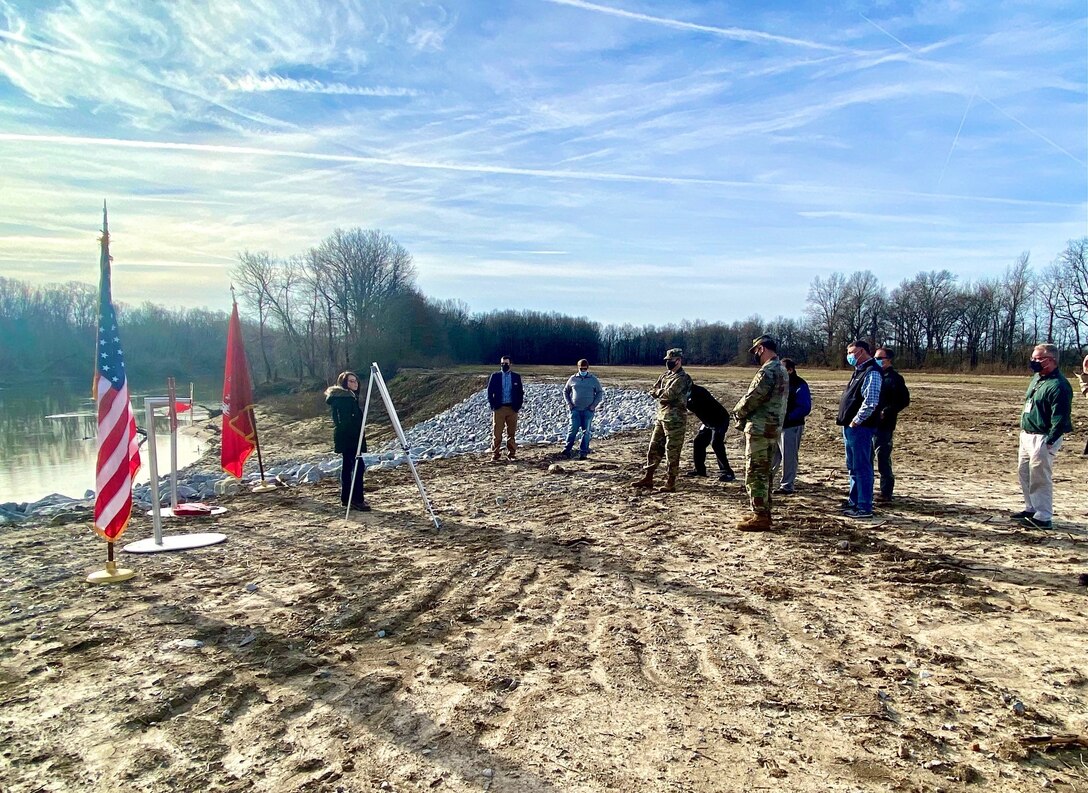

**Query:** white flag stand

left=123, top=392, right=227, bottom=554
left=348, top=363, right=441, bottom=528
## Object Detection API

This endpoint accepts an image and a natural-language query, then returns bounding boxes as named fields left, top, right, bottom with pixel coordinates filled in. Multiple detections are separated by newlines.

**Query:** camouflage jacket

left=650, top=367, right=693, bottom=421
left=732, top=357, right=788, bottom=437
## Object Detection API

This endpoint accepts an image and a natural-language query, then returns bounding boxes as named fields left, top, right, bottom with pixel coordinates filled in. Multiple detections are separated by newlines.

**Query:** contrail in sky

left=542, top=0, right=847, bottom=52
left=860, top=13, right=1085, bottom=167
left=0, top=132, right=1077, bottom=208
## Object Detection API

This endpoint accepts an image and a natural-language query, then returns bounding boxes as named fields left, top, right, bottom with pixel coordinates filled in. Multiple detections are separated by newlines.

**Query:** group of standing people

left=629, top=334, right=913, bottom=532
left=323, top=340, right=1082, bottom=531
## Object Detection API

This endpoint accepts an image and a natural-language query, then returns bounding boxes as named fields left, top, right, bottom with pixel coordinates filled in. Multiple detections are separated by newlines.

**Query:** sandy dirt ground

left=2, top=366, right=1087, bottom=792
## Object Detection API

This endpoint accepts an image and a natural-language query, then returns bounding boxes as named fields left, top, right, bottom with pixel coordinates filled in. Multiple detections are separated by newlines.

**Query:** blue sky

left=0, top=0, right=1084, bottom=325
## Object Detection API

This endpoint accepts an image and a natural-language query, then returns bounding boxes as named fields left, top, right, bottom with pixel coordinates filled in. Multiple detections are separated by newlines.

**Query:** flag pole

left=225, top=284, right=274, bottom=494
left=86, top=200, right=136, bottom=584
left=88, top=540, right=135, bottom=584
left=244, top=280, right=274, bottom=492
left=86, top=197, right=137, bottom=583
left=250, top=406, right=274, bottom=491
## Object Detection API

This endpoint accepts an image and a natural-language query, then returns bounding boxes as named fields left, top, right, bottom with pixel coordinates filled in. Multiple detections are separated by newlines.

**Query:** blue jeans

left=564, top=408, right=594, bottom=455
left=843, top=425, right=875, bottom=512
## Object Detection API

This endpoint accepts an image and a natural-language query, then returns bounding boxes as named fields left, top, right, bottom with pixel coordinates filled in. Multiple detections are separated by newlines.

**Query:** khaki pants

left=492, top=406, right=518, bottom=457
left=1018, top=431, right=1061, bottom=521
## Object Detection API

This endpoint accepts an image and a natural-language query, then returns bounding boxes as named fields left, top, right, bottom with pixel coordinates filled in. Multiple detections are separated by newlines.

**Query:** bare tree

left=841, top=270, right=885, bottom=344
left=1000, top=253, right=1033, bottom=364
left=308, top=228, right=417, bottom=369
left=1053, top=239, right=1088, bottom=352
left=957, top=280, right=998, bottom=368
left=231, top=250, right=277, bottom=382
left=805, top=272, right=848, bottom=363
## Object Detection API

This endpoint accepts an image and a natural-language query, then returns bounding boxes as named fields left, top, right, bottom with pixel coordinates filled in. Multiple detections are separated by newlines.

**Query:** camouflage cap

left=663, top=348, right=683, bottom=360
left=748, top=334, right=776, bottom=353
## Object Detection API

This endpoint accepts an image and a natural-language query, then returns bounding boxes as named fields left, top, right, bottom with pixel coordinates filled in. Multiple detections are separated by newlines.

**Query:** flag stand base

left=87, top=560, right=136, bottom=584
left=122, top=532, right=227, bottom=554
left=251, top=481, right=278, bottom=493
left=146, top=505, right=229, bottom=518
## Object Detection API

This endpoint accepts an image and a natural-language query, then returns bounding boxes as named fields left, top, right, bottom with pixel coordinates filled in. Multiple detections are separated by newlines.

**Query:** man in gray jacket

left=561, top=358, right=604, bottom=459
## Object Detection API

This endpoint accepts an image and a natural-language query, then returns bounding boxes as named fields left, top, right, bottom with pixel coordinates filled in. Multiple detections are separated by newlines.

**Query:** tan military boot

left=629, top=468, right=655, bottom=489
left=661, top=471, right=678, bottom=492
left=736, top=512, right=772, bottom=532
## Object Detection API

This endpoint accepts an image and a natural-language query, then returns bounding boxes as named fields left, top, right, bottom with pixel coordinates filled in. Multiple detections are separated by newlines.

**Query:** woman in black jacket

left=324, top=371, right=369, bottom=511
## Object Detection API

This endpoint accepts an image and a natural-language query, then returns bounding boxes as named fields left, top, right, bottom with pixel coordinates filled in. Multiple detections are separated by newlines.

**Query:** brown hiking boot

left=629, top=469, right=655, bottom=489
left=736, top=513, right=772, bottom=532
left=661, top=472, right=678, bottom=492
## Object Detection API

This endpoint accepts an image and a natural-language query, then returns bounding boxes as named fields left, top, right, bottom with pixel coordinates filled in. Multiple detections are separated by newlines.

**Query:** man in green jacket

left=631, top=348, right=692, bottom=493
left=1014, top=343, right=1073, bottom=529
left=732, top=334, right=788, bottom=531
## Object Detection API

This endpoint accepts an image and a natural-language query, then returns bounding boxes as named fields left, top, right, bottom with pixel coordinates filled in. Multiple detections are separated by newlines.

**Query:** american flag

left=92, top=204, right=141, bottom=541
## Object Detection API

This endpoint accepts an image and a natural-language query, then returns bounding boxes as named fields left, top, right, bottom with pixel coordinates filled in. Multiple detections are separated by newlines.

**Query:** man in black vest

left=872, top=346, right=910, bottom=502
left=836, top=340, right=882, bottom=518
left=684, top=384, right=736, bottom=481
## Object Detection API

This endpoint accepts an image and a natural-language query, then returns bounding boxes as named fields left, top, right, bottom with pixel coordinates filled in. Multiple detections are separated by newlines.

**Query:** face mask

left=846, top=353, right=857, bottom=367
left=666, top=359, right=678, bottom=370
left=578, top=370, right=589, bottom=377
left=875, top=358, right=887, bottom=368
left=1029, top=360, right=1043, bottom=373
left=501, top=363, right=510, bottom=372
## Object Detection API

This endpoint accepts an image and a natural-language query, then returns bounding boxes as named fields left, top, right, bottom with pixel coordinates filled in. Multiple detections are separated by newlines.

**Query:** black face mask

left=1029, top=360, right=1043, bottom=373
left=501, top=363, right=510, bottom=372
left=666, top=359, right=678, bottom=370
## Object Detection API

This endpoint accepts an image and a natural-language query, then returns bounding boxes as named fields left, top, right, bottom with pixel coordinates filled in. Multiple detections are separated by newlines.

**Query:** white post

left=144, top=401, right=164, bottom=545
left=167, top=378, right=179, bottom=511
left=188, top=382, right=195, bottom=426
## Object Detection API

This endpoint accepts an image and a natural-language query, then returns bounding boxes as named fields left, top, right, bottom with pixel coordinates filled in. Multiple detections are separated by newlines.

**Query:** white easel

left=123, top=383, right=227, bottom=554
left=348, top=363, right=441, bottom=528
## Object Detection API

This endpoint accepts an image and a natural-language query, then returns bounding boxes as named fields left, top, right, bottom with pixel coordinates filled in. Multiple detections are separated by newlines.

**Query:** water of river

left=0, top=381, right=219, bottom=504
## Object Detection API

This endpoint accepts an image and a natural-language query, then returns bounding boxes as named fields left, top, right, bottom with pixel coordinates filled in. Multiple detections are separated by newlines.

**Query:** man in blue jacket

left=772, top=358, right=811, bottom=494
left=561, top=358, right=604, bottom=459
left=487, top=355, right=524, bottom=462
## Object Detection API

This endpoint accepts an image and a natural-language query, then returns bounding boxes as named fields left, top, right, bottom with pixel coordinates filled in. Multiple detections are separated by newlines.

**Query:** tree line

left=3, top=232, right=1085, bottom=387
left=232, top=229, right=1088, bottom=374
left=0, top=276, right=229, bottom=387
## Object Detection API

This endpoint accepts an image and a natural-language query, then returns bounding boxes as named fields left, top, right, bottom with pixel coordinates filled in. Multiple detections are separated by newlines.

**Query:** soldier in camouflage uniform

left=630, top=348, right=693, bottom=492
left=732, top=334, right=788, bottom=531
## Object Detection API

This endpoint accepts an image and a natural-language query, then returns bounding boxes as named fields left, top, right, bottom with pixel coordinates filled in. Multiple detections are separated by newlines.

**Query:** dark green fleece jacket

left=1020, top=371, right=1073, bottom=444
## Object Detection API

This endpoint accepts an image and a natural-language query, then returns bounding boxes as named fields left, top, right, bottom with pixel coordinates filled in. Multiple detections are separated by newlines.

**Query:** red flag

left=221, top=301, right=256, bottom=477
left=92, top=203, right=141, bottom=541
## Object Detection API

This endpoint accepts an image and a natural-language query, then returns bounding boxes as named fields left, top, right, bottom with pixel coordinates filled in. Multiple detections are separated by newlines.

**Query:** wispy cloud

left=0, top=0, right=1082, bottom=324
left=219, top=73, right=419, bottom=97
left=2, top=132, right=1079, bottom=210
